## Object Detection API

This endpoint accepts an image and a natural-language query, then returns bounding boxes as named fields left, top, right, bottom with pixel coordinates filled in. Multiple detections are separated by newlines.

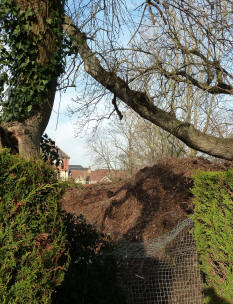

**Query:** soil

left=61, top=157, right=232, bottom=242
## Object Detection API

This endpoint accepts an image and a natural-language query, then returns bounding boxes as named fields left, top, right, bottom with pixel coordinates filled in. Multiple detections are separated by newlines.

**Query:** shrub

left=0, top=149, right=69, bottom=304
left=52, top=214, right=127, bottom=304
left=192, top=170, right=233, bottom=303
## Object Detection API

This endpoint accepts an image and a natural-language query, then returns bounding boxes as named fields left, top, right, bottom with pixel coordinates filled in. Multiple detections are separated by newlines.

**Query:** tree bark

left=0, top=0, right=64, bottom=158
left=0, top=80, right=57, bottom=158
left=64, top=17, right=233, bottom=161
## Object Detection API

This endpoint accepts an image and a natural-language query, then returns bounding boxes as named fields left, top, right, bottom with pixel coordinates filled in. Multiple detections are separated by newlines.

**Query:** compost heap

left=62, top=157, right=232, bottom=242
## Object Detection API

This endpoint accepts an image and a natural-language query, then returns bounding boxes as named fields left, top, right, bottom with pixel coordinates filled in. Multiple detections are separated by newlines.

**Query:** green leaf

left=27, top=105, right=32, bottom=112
left=46, top=18, right=53, bottom=24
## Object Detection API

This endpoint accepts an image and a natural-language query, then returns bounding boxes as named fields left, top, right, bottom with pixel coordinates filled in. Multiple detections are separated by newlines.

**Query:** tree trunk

left=0, top=81, right=57, bottom=158
left=0, top=0, right=64, bottom=158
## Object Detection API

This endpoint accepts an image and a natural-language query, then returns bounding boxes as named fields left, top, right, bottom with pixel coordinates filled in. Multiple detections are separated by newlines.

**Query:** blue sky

left=45, top=91, right=92, bottom=167
left=45, top=0, right=145, bottom=167
left=45, top=2, right=136, bottom=167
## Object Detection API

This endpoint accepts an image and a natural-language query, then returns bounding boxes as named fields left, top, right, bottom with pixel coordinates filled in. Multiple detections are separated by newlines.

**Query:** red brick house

left=69, top=166, right=128, bottom=184
left=57, top=148, right=70, bottom=180
left=89, top=169, right=111, bottom=184
left=89, top=169, right=128, bottom=184
left=55, top=147, right=128, bottom=183
left=69, top=165, right=91, bottom=184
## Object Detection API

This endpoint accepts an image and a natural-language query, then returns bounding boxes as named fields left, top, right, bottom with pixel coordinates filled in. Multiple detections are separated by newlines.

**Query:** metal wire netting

left=110, top=218, right=203, bottom=304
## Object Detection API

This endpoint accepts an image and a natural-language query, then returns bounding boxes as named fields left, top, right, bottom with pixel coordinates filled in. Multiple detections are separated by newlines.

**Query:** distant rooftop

left=69, top=165, right=88, bottom=171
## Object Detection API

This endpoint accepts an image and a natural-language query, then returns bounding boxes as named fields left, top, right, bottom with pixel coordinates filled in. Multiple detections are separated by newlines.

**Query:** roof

left=69, top=165, right=88, bottom=171
left=90, top=169, right=128, bottom=183
left=99, top=176, right=112, bottom=184
left=57, top=147, right=70, bottom=159
left=70, top=169, right=89, bottom=180
left=90, top=170, right=109, bottom=182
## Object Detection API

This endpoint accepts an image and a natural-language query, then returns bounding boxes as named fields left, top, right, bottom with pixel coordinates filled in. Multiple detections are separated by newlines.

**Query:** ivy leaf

left=46, top=18, right=53, bottom=24
left=27, top=105, right=32, bottom=113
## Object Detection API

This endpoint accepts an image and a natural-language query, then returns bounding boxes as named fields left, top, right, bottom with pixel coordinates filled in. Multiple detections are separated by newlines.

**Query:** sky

left=45, top=0, right=141, bottom=167
left=45, top=91, right=93, bottom=167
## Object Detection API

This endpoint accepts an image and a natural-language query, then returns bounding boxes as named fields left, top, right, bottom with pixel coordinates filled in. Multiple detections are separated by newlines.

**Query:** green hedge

left=0, top=149, right=126, bottom=304
left=0, top=149, right=69, bottom=304
left=192, top=170, right=233, bottom=304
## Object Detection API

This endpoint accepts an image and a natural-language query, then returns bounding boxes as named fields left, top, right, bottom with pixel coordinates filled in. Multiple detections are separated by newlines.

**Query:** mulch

left=61, top=157, right=232, bottom=242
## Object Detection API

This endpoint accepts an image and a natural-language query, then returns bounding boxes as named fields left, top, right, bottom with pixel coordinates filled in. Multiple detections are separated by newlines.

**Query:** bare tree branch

left=112, top=94, right=123, bottom=120
left=64, top=16, right=233, bottom=160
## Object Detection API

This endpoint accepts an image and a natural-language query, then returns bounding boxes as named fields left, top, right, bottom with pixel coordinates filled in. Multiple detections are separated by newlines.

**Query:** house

left=89, top=169, right=128, bottom=184
left=89, top=169, right=111, bottom=184
left=69, top=165, right=91, bottom=184
left=55, top=147, right=128, bottom=184
left=69, top=166, right=128, bottom=184
left=57, top=148, right=70, bottom=180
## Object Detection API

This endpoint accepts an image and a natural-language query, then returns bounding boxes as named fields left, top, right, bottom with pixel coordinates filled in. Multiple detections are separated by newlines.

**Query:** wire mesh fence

left=110, top=218, right=203, bottom=304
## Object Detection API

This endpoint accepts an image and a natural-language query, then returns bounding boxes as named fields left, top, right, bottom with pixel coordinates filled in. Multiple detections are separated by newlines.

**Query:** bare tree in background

left=1, top=0, right=232, bottom=160
left=87, top=130, right=120, bottom=171
left=87, top=110, right=187, bottom=175
left=66, top=0, right=233, bottom=160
